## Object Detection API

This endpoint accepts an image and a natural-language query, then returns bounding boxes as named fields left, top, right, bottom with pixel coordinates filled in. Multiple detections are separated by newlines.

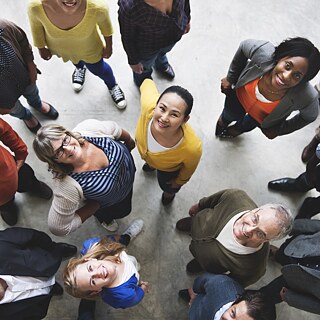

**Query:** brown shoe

left=301, top=136, right=319, bottom=163
left=186, top=259, right=204, bottom=274
left=176, top=217, right=192, bottom=233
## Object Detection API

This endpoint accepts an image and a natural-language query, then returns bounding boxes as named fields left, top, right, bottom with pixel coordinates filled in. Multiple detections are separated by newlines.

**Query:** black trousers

left=0, top=162, right=40, bottom=210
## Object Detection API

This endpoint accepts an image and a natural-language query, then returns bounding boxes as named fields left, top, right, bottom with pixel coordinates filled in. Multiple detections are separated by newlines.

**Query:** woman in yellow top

left=28, top=0, right=126, bottom=109
left=135, top=79, right=202, bottom=205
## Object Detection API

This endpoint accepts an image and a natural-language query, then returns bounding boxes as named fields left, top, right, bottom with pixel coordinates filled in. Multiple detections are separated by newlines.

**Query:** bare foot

left=40, top=101, right=50, bottom=114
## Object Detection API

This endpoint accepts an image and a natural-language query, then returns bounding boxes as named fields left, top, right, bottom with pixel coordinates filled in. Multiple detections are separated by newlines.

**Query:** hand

left=16, top=159, right=25, bottom=171
left=188, top=288, right=197, bottom=306
left=130, top=63, right=144, bottom=74
left=261, top=127, right=279, bottom=139
left=184, top=22, right=191, bottom=34
left=221, top=77, right=232, bottom=94
left=280, top=287, right=287, bottom=301
left=103, top=45, right=112, bottom=59
left=140, top=281, right=149, bottom=293
left=38, top=47, right=52, bottom=61
left=166, top=180, right=182, bottom=189
left=189, top=203, right=200, bottom=217
left=125, top=138, right=136, bottom=151
left=27, top=61, right=38, bottom=84
left=0, top=278, right=8, bottom=301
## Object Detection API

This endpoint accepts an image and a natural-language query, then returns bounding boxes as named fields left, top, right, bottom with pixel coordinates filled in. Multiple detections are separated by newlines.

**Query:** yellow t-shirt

left=135, top=79, right=202, bottom=186
left=28, top=0, right=113, bottom=64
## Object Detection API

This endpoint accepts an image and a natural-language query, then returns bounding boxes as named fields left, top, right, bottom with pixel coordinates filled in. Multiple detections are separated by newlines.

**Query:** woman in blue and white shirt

left=33, top=119, right=136, bottom=235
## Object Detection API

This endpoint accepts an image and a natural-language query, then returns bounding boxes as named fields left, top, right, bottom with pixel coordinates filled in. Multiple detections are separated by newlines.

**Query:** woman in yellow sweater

left=136, top=79, right=202, bottom=205
left=28, top=0, right=126, bottom=109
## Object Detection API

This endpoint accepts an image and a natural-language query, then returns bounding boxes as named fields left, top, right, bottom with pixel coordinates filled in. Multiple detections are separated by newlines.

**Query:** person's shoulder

left=118, top=0, right=140, bottom=12
left=28, top=0, right=42, bottom=10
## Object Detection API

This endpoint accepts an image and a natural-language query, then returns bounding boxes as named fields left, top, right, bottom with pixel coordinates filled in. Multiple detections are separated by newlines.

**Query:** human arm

left=48, top=178, right=92, bottom=236
left=306, top=153, right=320, bottom=185
left=291, top=219, right=320, bottom=236
left=118, top=3, right=141, bottom=65
left=119, top=129, right=135, bottom=151
left=140, top=79, right=160, bottom=112
left=103, top=36, right=113, bottom=59
left=226, top=39, right=270, bottom=85
left=174, top=136, right=202, bottom=185
left=0, top=119, right=28, bottom=162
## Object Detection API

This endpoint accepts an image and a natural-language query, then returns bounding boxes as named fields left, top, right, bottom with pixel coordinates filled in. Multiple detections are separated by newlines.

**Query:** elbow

left=48, top=224, right=70, bottom=236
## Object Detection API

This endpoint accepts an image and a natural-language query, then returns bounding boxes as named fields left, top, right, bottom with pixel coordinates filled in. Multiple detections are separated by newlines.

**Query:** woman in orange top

left=216, top=37, right=320, bottom=139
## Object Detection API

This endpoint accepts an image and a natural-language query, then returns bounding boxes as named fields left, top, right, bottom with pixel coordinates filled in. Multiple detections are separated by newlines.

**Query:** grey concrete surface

left=1, top=0, right=320, bottom=319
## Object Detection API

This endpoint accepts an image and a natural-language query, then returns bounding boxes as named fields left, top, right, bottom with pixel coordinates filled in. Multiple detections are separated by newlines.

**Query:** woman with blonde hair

left=64, top=231, right=148, bottom=317
left=33, top=119, right=136, bottom=234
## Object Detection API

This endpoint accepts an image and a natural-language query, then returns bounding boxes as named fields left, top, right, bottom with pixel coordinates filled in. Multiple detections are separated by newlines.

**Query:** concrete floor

left=1, top=0, right=320, bottom=319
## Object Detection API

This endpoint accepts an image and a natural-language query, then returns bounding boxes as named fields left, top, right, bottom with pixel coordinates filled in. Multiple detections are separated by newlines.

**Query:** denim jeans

left=221, top=89, right=260, bottom=133
left=10, top=83, right=42, bottom=120
left=75, top=58, right=116, bottom=89
left=133, top=43, right=176, bottom=86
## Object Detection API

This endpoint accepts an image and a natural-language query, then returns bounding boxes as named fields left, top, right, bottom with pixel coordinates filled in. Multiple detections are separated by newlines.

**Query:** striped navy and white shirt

left=70, top=137, right=135, bottom=208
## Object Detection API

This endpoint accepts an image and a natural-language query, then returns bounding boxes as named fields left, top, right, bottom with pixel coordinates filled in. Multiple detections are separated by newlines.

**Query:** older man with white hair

left=176, top=188, right=293, bottom=287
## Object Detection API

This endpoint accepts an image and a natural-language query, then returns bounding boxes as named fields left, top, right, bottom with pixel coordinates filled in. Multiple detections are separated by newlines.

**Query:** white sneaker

left=72, top=66, right=86, bottom=92
left=109, top=84, right=127, bottom=109
left=123, top=219, right=144, bottom=240
left=101, top=219, right=119, bottom=232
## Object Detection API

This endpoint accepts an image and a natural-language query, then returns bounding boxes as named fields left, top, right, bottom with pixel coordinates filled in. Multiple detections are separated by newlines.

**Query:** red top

left=0, top=118, right=28, bottom=205
left=236, top=78, right=280, bottom=124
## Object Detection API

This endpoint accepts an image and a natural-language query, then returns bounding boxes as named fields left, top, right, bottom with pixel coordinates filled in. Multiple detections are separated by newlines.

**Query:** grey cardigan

left=226, top=39, right=319, bottom=135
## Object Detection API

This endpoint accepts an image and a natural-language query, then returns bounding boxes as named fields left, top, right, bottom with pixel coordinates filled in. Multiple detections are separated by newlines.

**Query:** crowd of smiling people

left=1, top=0, right=320, bottom=319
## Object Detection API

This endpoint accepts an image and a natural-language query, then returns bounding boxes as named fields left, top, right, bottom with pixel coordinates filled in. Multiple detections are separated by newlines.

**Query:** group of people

left=1, top=0, right=320, bottom=319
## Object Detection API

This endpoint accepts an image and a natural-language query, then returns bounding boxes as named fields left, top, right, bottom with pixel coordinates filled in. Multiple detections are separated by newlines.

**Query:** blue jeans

left=133, top=43, right=176, bottom=87
left=221, top=89, right=260, bottom=133
left=75, top=58, right=116, bottom=89
left=10, top=83, right=42, bottom=120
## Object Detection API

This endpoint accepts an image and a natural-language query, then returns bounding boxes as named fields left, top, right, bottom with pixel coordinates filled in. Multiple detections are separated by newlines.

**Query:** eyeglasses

left=53, top=134, right=71, bottom=159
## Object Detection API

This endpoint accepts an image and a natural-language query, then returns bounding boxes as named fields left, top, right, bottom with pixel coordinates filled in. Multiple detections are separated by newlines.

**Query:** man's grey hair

left=259, top=203, right=293, bottom=240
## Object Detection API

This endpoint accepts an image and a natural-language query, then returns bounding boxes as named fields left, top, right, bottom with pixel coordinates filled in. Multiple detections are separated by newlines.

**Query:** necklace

left=261, top=74, right=285, bottom=95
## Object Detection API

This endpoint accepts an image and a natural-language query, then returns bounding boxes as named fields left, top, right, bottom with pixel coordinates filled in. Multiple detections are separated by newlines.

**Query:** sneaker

left=101, top=219, right=119, bottom=232
left=72, top=66, right=86, bottom=92
left=109, top=84, right=127, bottom=109
left=123, top=219, right=144, bottom=240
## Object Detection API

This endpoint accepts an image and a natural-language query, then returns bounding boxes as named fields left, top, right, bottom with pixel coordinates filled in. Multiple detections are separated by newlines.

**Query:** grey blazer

left=226, top=39, right=319, bottom=135
left=282, top=219, right=320, bottom=314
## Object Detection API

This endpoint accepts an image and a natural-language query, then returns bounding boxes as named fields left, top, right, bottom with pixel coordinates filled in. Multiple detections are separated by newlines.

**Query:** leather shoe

left=43, top=103, right=59, bottom=120
left=157, top=64, right=175, bottom=80
left=142, top=163, right=156, bottom=172
left=176, top=217, right=192, bottom=233
left=31, top=181, right=53, bottom=199
left=0, top=202, right=19, bottom=226
left=268, top=178, right=301, bottom=192
left=215, top=115, right=227, bottom=136
left=24, top=119, right=41, bottom=134
left=51, top=282, right=63, bottom=296
left=55, top=243, right=77, bottom=258
left=186, top=259, right=204, bottom=274
left=178, top=289, right=190, bottom=304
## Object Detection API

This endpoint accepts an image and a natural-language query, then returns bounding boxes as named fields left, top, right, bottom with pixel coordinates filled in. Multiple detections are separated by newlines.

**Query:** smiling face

left=74, top=259, right=118, bottom=293
left=233, top=208, right=281, bottom=248
left=50, top=134, right=82, bottom=164
left=270, top=56, right=309, bottom=91
left=54, top=0, right=84, bottom=11
left=152, top=92, right=189, bottom=134
left=221, top=301, right=253, bottom=320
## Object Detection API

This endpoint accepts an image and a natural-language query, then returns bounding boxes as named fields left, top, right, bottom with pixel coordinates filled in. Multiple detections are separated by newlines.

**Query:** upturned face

left=270, top=56, right=309, bottom=90
left=152, top=93, right=189, bottom=135
left=74, top=259, right=118, bottom=293
left=233, top=208, right=281, bottom=248
left=220, top=301, right=253, bottom=320
left=50, top=133, right=82, bottom=164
